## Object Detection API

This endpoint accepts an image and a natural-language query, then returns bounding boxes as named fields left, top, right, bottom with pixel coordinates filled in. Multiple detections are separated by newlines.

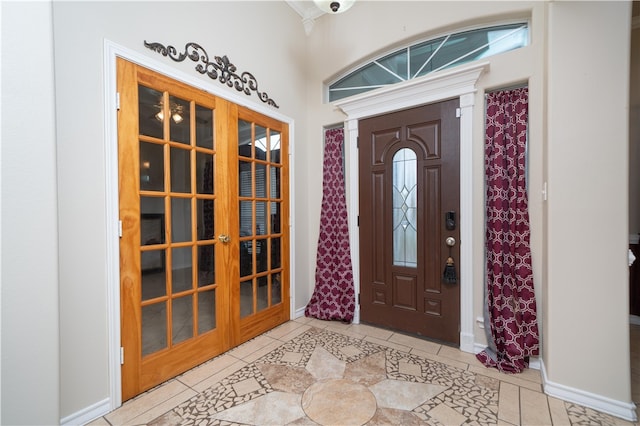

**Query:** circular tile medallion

left=302, top=378, right=377, bottom=425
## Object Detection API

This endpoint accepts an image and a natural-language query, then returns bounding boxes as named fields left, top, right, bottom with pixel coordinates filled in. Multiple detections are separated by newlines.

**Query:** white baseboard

left=294, top=306, right=306, bottom=319
left=60, top=397, right=111, bottom=426
left=540, top=360, right=638, bottom=422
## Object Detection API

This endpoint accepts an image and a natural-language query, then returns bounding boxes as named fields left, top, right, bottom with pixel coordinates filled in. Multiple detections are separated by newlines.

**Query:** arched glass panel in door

left=392, top=148, right=418, bottom=268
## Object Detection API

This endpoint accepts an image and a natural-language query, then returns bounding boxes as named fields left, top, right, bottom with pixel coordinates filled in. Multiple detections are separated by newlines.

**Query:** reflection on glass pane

left=410, top=37, right=446, bottom=78
left=142, top=302, right=167, bottom=356
left=171, top=147, right=191, bottom=193
left=271, top=167, right=281, bottom=199
left=172, top=296, right=193, bottom=345
left=270, top=131, right=281, bottom=163
left=197, top=245, right=215, bottom=287
left=378, top=49, right=408, bottom=80
left=195, top=105, right=214, bottom=149
left=240, top=280, right=253, bottom=318
left=271, top=237, right=281, bottom=269
left=256, top=239, right=267, bottom=274
left=271, top=202, right=281, bottom=233
left=255, top=125, right=267, bottom=160
left=271, top=272, right=281, bottom=305
left=392, top=148, right=418, bottom=267
left=171, top=198, right=192, bottom=243
left=141, top=198, right=165, bottom=245
left=172, top=247, right=192, bottom=293
left=255, top=164, right=266, bottom=198
left=197, top=199, right=214, bottom=240
left=238, top=119, right=252, bottom=158
left=141, top=250, right=166, bottom=300
left=138, top=85, right=163, bottom=139
left=257, top=276, right=268, bottom=312
left=198, top=289, right=216, bottom=333
left=169, top=95, right=190, bottom=144
left=239, top=201, right=253, bottom=237
left=196, top=152, right=213, bottom=194
left=256, top=202, right=267, bottom=235
left=239, top=161, right=252, bottom=197
left=140, top=142, right=164, bottom=191
left=240, top=240, right=253, bottom=277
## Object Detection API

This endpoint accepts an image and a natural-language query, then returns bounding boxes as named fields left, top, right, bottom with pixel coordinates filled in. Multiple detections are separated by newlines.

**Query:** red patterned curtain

left=305, top=128, right=356, bottom=322
left=476, top=87, right=539, bottom=373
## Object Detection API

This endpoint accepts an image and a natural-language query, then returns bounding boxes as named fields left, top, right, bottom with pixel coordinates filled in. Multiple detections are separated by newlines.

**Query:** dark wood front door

left=359, top=99, right=460, bottom=345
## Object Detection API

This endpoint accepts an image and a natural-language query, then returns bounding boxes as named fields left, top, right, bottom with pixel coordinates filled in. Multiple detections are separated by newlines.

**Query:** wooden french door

left=117, top=58, right=289, bottom=401
left=358, top=99, right=460, bottom=345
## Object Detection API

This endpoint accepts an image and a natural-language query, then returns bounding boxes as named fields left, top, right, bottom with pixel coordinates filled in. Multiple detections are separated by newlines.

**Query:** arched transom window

left=328, top=22, right=528, bottom=102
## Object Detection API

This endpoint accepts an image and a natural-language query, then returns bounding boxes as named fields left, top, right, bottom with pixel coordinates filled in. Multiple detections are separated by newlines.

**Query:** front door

left=359, top=99, right=460, bottom=345
left=117, top=58, right=289, bottom=401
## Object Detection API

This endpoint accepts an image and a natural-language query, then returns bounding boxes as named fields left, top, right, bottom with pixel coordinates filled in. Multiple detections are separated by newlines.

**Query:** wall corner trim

left=540, top=360, right=638, bottom=422
left=60, top=398, right=111, bottom=426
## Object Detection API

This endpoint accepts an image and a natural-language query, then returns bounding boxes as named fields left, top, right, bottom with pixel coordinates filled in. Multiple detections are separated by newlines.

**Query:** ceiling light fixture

left=313, top=0, right=355, bottom=14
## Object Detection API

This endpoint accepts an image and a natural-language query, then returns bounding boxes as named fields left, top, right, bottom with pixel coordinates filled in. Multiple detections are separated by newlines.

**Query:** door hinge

left=118, top=220, right=123, bottom=238
left=357, top=215, right=360, bottom=227
left=120, top=347, right=125, bottom=365
left=116, top=92, right=121, bottom=110
left=357, top=293, right=360, bottom=304
left=357, top=136, right=359, bottom=149
left=455, top=108, right=461, bottom=118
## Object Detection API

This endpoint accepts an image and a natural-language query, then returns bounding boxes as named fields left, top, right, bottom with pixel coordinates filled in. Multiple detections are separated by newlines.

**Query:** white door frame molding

left=333, top=61, right=489, bottom=353
left=103, top=40, right=296, bottom=410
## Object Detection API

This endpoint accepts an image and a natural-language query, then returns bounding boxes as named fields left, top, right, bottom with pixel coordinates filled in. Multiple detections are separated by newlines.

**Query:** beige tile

left=105, top=380, right=189, bottom=425
left=468, top=365, right=543, bottom=392
left=191, top=359, right=247, bottom=393
left=306, top=346, right=346, bottom=380
left=548, top=396, right=570, bottom=425
left=276, top=324, right=312, bottom=343
left=348, top=323, right=394, bottom=340
left=388, top=333, right=441, bottom=354
left=240, top=339, right=283, bottom=363
left=324, top=320, right=353, bottom=333
left=520, top=387, right=552, bottom=425
left=364, top=335, right=411, bottom=352
left=265, top=320, right=307, bottom=340
left=498, top=381, right=520, bottom=425
left=177, top=353, right=238, bottom=388
left=232, top=377, right=262, bottom=396
left=369, top=379, right=447, bottom=410
left=227, top=334, right=278, bottom=360
left=410, top=348, right=469, bottom=371
left=299, top=317, right=330, bottom=329
left=517, top=365, right=543, bottom=384
left=85, top=416, right=110, bottom=426
left=438, top=345, right=483, bottom=366
left=214, top=391, right=306, bottom=425
left=124, top=389, right=197, bottom=426
left=427, top=403, right=467, bottom=425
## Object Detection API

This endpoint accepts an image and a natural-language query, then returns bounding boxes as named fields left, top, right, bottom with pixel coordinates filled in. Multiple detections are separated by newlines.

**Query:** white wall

left=630, top=12, right=640, bottom=236
left=544, top=1, right=631, bottom=402
left=1, top=1, right=60, bottom=424
left=51, top=1, right=307, bottom=419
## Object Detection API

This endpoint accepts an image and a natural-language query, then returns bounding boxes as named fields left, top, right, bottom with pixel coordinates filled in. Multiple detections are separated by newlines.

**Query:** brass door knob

left=218, top=234, right=231, bottom=243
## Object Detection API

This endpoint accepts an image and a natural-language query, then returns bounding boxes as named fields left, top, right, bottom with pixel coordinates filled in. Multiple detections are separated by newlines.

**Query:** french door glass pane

left=257, top=276, right=268, bottom=312
left=142, top=302, right=167, bottom=356
left=238, top=120, right=252, bottom=158
left=255, top=164, right=266, bottom=198
left=169, top=95, right=190, bottom=144
left=171, top=246, right=192, bottom=293
left=141, top=197, right=165, bottom=245
left=271, top=237, right=281, bottom=269
left=198, top=290, right=216, bottom=333
left=196, top=152, right=214, bottom=194
left=172, top=296, right=193, bottom=344
left=195, top=105, right=214, bottom=149
left=138, top=86, right=163, bottom=139
left=240, top=240, right=253, bottom=277
left=171, top=198, right=192, bottom=243
left=271, top=273, right=282, bottom=305
left=197, top=245, right=215, bottom=287
left=141, top=250, right=166, bottom=300
left=256, top=202, right=267, bottom=235
left=170, top=147, right=191, bottom=193
left=239, top=201, right=253, bottom=236
left=197, top=199, right=214, bottom=240
left=239, top=161, right=252, bottom=196
left=140, top=141, right=164, bottom=191
left=240, top=280, right=253, bottom=318
left=270, top=131, right=281, bottom=164
left=255, top=125, right=267, bottom=160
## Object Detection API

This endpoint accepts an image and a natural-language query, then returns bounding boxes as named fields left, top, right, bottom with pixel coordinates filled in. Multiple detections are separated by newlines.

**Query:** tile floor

left=90, top=318, right=639, bottom=425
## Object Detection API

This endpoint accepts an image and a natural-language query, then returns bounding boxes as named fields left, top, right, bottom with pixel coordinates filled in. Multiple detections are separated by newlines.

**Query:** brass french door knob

left=218, top=234, right=231, bottom=243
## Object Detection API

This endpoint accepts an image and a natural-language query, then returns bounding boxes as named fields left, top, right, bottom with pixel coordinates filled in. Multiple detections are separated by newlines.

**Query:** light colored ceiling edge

left=286, top=0, right=325, bottom=35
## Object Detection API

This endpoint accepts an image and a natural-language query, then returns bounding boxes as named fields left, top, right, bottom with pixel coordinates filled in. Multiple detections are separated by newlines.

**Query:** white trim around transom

left=334, top=61, right=489, bottom=354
